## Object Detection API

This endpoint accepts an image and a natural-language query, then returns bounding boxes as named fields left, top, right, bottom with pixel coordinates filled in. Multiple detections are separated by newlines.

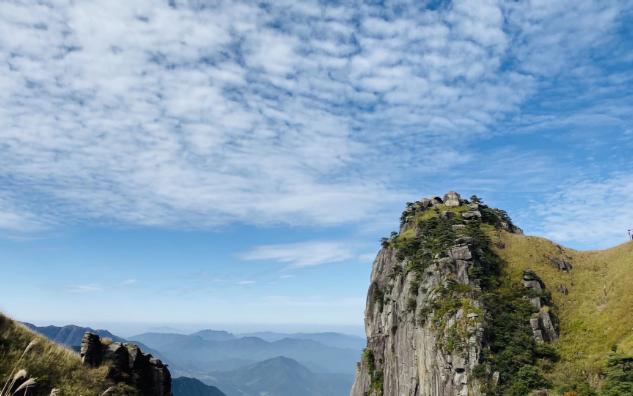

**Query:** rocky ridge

left=351, top=192, right=559, bottom=396
left=80, top=332, right=172, bottom=396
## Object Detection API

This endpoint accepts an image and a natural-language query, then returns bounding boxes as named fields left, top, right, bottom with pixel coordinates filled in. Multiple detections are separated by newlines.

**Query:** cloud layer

left=239, top=241, right=357, bottom=267
left=0, top=0, right=629, bottom=238
left=534, top=174, right=633, bottom=248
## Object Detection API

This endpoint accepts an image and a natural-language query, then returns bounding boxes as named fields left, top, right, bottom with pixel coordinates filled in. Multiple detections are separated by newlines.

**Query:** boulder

left=462, top=211, right=482, bottom=220
left=443, top=191, right=461, bottom=207
left=431, top=196, right=443, bottom=205
left=80, top=332, right=103, bottom=367
left=449, top=246, right=472, bottom=261
left=442, top=211, right=455, bottom=220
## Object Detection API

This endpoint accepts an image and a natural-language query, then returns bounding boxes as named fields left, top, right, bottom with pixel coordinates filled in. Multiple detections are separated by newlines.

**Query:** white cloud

left=240, top=241, right=356, bottom=267
left=532, top=173, right=633, bottom=249
left=120, top=279, right=137, bottom=286
left=65, top=284, right=102, bottom=293
left=259, top=295, right=364, bottom=308
left=236, top=280, right=256, bottom=286
left=0, top=0, right=628, bottom=233
left=0, top=195, right=46, bottom=233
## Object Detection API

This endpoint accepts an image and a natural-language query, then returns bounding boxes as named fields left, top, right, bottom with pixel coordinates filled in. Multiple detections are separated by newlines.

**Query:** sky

left=0, top=0, right=632, bottom=334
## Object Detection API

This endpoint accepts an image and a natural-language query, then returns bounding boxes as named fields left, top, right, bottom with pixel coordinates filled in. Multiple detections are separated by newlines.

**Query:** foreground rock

left=80, top=332, right=172, bottom=396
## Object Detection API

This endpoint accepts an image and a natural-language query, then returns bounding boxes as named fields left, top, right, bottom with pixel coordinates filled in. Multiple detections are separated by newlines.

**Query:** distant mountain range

left=236, top=331, right=365, bottom=350
left=173, top=377, right=226, bottom=396
left=23, top=322, right=124, bottom=346
left=25, top=322, right=362, bottom=396
left=130, top=331, right=361, bottom=374
left=202, top=356, right=353, bottom=396
left=24, top=322, right=169, bottom=363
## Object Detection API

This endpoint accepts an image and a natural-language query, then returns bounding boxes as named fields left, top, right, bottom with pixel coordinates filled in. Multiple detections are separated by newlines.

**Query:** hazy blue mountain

left=23, top=323, right=124, bottom=346
left=204, top=356, right=353, bottom=396
left=192, top=329, right=236, bottom=341
left=130, top=332, right=360, bottom=374
left=238, top=331, right=365, bottom=350
left=25, top=323, right=169, bottom=364
left=172, top=377, right=226, bottom=396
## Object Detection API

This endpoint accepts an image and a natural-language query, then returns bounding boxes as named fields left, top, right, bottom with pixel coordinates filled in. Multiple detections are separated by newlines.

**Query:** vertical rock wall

left=351, top=192, right=486, bottom=396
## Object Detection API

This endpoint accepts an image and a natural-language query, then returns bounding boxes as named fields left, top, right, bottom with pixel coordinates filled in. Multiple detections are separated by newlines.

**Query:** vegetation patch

left=362, top=348, right=383, bottom=396
left=0, top=313, right=136, bottom=396
left=599, top=350, right=633, bottom=396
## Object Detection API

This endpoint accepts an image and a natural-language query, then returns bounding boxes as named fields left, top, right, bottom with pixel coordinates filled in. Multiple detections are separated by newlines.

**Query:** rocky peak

left=443, top=191, right=462, bottom=207
left=352, top=193, right=557, bottom=396
left=80, top=332, right=172, bottom=396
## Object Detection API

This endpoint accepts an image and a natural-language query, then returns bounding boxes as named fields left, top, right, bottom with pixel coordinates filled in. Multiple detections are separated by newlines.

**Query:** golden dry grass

left=490, top=231, right=633, bottom=390
left=0, top=312, right=133, bottom=396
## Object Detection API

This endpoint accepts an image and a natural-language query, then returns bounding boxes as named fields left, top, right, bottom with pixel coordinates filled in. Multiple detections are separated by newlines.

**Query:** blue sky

left=0, top=0, right=632, bottom=333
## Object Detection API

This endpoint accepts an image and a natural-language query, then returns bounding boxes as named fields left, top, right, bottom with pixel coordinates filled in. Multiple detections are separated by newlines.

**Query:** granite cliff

left=350, top=192, right=610, bottom=396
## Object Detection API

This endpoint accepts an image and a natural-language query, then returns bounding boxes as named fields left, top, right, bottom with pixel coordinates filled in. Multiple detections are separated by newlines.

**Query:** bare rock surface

left=81, top=332, right=172, bottom=396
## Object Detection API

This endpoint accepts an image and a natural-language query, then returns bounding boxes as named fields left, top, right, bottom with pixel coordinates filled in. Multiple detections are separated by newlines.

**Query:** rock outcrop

left=522, top=270, right=559, bottom=343
left=352, top=192, right=492, bottom=396
left=351, top=192, right=544, bottom=396
left=80, top=332, right=172, bottom=396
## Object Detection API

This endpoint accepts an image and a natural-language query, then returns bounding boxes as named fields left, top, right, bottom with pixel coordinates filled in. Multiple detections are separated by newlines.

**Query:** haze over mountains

left=130, top=330, right=362, bottom=375
left=204, top=356, right=353, bottom=396
left=25, top=322, right=363, bottom=396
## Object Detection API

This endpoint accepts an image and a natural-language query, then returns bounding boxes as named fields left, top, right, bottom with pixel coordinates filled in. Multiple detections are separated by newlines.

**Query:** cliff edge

left=351, top=192, right=561, bottom=396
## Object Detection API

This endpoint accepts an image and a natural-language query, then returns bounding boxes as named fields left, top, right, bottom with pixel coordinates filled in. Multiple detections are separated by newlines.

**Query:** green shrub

left=600, top=353, right=633, bottom=395
left=505, top=365, right=549, bottom=396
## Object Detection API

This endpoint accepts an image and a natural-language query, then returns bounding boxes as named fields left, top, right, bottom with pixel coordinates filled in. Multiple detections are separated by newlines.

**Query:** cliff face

left=80, top=332, right=172, bottom=396
left=351, top=192, right=557, bottom=396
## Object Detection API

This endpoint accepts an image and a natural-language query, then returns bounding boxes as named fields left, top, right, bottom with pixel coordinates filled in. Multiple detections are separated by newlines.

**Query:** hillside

left=492, top=231, right=633, bottom=392
left=0, top=313, right=137, bottom=395
left=351, top=192, right=633, bottom=396
left=172, top=377, right=226, bottom=396
left=204, top=356, right=353, bottom=396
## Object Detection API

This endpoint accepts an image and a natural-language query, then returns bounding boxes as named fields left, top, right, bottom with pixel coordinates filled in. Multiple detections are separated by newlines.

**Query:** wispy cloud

left=65, top=284, right=102, bottom=293
left=236, top=280, right=256, bottom=286
left=532, top=173, right=633, bottom=249
left=259, top=295, right=364, bottom=308
left=120, top=279, right=137, bottom=286
left=240, top=241, right=356, bottom=267
left=0, top=0, right=629, bottom=238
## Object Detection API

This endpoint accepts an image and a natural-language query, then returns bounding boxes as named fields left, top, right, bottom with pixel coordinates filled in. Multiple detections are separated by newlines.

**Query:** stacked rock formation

left=80, top=332, right=172, bottom=396
left=522, top=270, right=559, bottom=343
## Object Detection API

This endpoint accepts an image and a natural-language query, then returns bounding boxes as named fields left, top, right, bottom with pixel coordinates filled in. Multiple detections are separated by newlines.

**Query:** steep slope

left=205, top=356, right=353, bottom=396
left=351, top=192, right=633, bottom=396
left=172, top=377, right=226, bottom=396
left=0, top=313, right=137, bottom=395
left=492, top=231, right=633, bottom=392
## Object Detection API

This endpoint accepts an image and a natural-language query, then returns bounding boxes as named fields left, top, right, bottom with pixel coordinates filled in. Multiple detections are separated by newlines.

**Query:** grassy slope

left=491, top=231, right=633, bottom=389
left=0, top=312, right=131, bottom=396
